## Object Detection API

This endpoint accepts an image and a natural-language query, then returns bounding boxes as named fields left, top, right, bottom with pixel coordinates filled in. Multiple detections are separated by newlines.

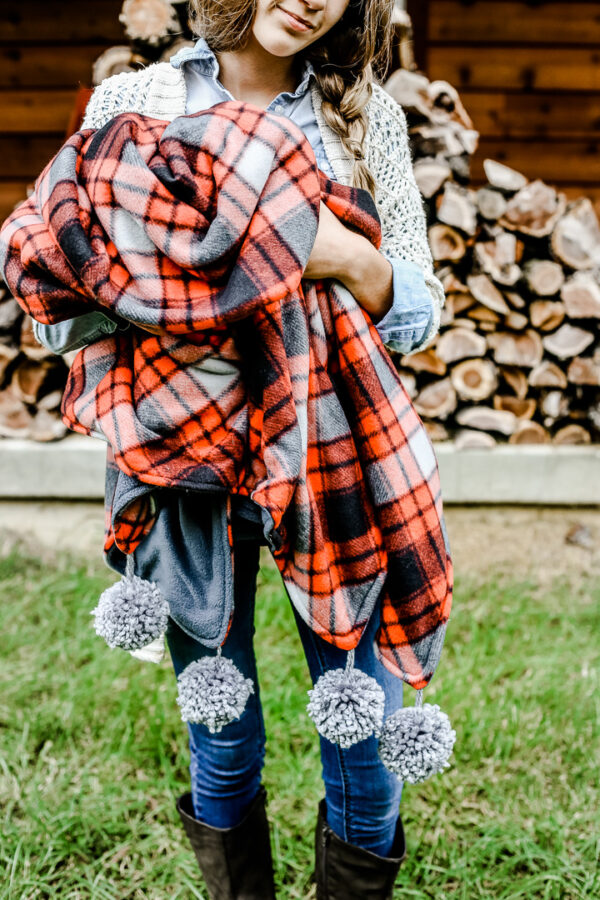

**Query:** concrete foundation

left=0, top=434, right=599, bottom=505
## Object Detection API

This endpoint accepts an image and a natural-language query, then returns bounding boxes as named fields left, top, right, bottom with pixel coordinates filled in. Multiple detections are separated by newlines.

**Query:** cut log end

left=561, top=272, right=600, bottom=319
left=499, top=180, right=566, bottom=239
left=454, top=428, right=497, bottom=449
left=428, top=224, right=466, bottom=262
left=483, top=159, right=528, bottom=194
left=523, top=259, right=565, bottom=297
left=551, top=198, right=600, bottom=270
left=414, top=378, right=457, bottom=420
left=92, top=46, right=142, bottom=84
left=508, top=421, right=551, bottom=444
left=455, top=405, right=518, bottom=435
left=487, top=330, right=544, bottom=368
left=553, top=424, right=592, bottom=445
left=450, top=358, right=498, bottom=402
left=436, top=327, right=487, bottom=364
left=542, top=324, right=594, bottom=361
left=119, top=0, right=180, bottom=47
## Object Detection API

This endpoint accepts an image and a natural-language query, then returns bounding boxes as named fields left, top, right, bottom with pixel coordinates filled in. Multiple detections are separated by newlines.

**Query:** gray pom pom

left=90, top=565, right=169, bottom=652
left=378, top=692, right=456, bottom=784
left=306, top=651, right=386, bottom=749
left=176, top=652, right=255, bottom=733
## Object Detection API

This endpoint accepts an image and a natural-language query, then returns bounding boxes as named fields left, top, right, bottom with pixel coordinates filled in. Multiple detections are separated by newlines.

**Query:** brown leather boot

left=175, top=785, right=277, bottom=899
left=314, top=798, right=407, bottom=899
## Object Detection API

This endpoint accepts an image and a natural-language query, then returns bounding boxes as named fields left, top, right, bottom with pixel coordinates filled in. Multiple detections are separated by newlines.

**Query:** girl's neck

left=215, top=35, right=303, bottom=107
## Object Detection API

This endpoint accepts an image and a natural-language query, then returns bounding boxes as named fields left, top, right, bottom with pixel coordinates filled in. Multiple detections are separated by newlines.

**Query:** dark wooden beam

left=406, top=0, right=430, bottom=72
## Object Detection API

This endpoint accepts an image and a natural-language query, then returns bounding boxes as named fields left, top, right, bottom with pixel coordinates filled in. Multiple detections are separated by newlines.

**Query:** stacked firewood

left=384, top=68, right=600, bottom=446
left=0, top=284, right=69, bottom=440
left=92, top=0, right=194, bottom=84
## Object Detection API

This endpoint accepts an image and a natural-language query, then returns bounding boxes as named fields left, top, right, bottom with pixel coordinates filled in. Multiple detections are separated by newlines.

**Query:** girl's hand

left=303, top=201, right=394, bottom=322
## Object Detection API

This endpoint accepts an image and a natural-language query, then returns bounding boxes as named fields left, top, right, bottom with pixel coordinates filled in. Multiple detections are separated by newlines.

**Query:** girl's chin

left=254, top=30, right=307, bottom=57
left=254, top=12, right=317, bottom=53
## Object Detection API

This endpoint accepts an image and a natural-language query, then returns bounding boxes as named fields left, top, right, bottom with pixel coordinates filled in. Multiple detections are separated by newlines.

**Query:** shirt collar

left=170, top=36, right=316, bottom=99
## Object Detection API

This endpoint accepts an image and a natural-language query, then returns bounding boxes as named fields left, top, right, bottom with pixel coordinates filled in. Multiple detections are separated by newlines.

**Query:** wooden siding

left=0, top=0, right=123, bottom=222
left=407, top=0, right=600, bottom=216
left=3, top=1, right=599, bottom=222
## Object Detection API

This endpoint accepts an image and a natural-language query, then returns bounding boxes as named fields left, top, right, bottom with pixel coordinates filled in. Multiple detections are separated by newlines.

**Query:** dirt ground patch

left=2, top=501, right=599, bottom=583
left=445, top=505, right=600, bottom=584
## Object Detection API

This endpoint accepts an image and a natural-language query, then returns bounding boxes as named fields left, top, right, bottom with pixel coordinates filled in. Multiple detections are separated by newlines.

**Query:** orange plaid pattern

left=1, top=102, right=453, bottom=688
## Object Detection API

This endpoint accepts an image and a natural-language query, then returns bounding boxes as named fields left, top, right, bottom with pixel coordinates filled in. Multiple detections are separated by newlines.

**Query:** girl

left=32, top=1, right=447, bottom=897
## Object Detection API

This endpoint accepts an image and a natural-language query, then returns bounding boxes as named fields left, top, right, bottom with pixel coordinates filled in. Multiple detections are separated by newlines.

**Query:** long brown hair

left=188, top=1, right=394, bottom=196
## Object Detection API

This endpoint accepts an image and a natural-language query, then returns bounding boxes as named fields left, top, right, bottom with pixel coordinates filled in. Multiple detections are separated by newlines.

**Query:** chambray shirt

left=33, top=38, right=433, bottom=357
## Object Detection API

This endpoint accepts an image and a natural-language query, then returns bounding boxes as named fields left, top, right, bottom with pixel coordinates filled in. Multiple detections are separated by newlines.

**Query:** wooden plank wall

left=0, top=0, right=123, bottom=222
left=3, top=1, right=599, bottom=221
left=406, top=0, right=600, bottom=216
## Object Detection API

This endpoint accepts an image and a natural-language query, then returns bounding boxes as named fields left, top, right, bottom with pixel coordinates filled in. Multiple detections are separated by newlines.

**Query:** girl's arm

left=303, top=201, right=435, bottom=356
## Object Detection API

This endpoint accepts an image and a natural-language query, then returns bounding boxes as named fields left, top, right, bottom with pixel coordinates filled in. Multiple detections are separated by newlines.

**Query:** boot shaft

left=314, top=798, right=406, bottom=899
left=176, top=786, right=276, bottom=900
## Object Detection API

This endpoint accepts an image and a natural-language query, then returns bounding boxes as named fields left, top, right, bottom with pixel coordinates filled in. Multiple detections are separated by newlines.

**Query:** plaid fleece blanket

left=0, top=101, right=453, bottom=688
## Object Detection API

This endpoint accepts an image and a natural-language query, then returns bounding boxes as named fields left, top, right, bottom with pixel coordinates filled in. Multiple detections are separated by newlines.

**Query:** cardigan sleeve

left=366, top=85, right=446, bottom=355
left=81, top=67, right=161, bottom=130
left=32, top=77, right=133, bottom=355
left=32, top=74, right=145, bottom=355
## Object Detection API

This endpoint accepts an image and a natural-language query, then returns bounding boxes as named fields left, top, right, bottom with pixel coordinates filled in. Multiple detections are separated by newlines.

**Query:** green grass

left=0, top=546, right=598, bottom=899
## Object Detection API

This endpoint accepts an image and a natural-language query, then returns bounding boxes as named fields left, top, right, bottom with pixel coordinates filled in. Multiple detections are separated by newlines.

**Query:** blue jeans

left=165, top=516, right=405, bottom=857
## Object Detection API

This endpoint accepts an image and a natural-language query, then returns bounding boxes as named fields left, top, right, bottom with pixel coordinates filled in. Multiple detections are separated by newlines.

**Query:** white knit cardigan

left=81, top=62, right=446, bottom=351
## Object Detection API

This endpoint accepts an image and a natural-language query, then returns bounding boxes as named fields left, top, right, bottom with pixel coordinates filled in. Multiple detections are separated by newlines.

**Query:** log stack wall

left=407, top=0, right=600, bottom=217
